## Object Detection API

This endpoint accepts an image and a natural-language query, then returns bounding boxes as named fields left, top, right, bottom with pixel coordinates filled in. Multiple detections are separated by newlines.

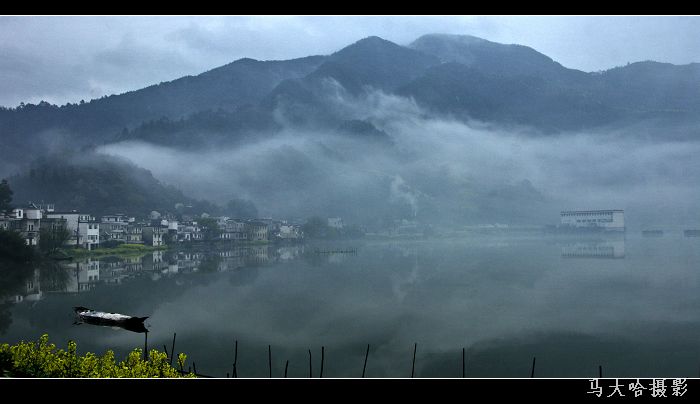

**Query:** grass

left=61, top=244, right=168, bottom=259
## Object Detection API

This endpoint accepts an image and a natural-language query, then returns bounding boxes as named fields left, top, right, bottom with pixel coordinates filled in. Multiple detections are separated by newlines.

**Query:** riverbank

left=57, top=239, right=272, bottom=259
left=59, top=244, right=168, bottom=259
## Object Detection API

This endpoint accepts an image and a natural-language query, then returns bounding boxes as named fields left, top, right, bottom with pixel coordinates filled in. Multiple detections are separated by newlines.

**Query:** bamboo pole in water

left=362, top=344, right=370, bottom=378
left=268, top=345, right=272, bottom=378
left=284, top=360, right=289, bottom=378
left=232, top=340, right=238, bottom=378
left=462, top=348, right=465, bottom=378
left=170, top=333, right=177, bottom=366
left=308, top=349, right=313, bottom=378
left=531, top=357, right=536, bottom=378
left=320, top=346, right=325, bottom=378
left=411, top=343, right=417, bottom=378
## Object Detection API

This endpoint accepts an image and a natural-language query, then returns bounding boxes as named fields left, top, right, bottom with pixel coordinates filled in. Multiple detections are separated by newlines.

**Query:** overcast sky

left=1, top=15, right=699, bottom=108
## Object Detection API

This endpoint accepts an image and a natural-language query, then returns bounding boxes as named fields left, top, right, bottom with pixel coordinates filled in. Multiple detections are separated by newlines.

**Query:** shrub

left=0, top=334, right=195, bottom=378
left=0, top=229, right=33, bottom=262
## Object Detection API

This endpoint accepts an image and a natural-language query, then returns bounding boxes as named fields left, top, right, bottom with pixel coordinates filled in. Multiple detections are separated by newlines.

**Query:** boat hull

left=73, top=307, right=149, bottom=333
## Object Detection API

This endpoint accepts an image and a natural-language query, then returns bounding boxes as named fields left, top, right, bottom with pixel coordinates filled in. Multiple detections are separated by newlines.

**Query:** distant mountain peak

left=409, top=32, right=582, bottom=80
left=331, top=36, right=407, bottom=58
left=352, top=35, right=393, bottom=45
left=412, top=33, right=490, bottom=45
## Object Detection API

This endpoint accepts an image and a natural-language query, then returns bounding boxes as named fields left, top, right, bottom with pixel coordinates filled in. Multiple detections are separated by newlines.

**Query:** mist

left=97, top=88, right=700, bottom=229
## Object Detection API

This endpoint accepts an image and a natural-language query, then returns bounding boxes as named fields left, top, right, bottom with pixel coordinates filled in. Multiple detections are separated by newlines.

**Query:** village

left=0, top=202, right=320, bottom=250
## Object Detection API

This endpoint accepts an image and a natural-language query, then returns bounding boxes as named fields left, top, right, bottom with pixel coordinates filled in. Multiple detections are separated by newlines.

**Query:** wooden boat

left=73, top=306, right=149, bottom=333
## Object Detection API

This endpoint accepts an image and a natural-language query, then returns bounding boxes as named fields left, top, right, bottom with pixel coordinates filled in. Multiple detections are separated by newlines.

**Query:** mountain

left=0, top=55, right=325, bottom=174
left=4, top=33, right=700, bottom=225
left=115, top=105, right=279, bottom=148
left=396, top=62, right=619, bottom=131
left=260, top=36, right=441, bottom=127
left=7, top=153, right=220, bottom=217
left=406, top=35, right=700, bottom=130
left=596, top=61, right=700, bottom=111
left=313, top=36, right=440, bottom=92
left=0, top=56, right=326, bottom=167
left=3, top=33, right=700, bottom=175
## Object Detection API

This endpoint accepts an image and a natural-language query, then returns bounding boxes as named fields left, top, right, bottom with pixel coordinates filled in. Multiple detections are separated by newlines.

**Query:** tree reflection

left=39, top=261, right=70, bottom=292
left=0, top=260, right=34, bottom=335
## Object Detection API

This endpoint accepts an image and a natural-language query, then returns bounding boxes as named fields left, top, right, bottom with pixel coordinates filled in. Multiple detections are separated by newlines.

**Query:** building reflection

left=6, top=244, right=320, bottom=304
left=561, top=239, right=626, bottom=259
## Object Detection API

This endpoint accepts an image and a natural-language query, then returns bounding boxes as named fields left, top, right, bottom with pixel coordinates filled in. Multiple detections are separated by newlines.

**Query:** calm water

left=2, top=233, right=700, bottom=378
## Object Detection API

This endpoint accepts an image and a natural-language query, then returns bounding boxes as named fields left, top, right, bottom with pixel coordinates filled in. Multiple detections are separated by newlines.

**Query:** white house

left=560, top=210, right=625, bottom=232
left=100, top=214, right=130, bottom=242
left=46, top=211, right=100, bottom=249
left=143, top=226, right=166, bottom=246
left=11, top=203, right=43, bottom=245
left=328, top=217, right=344, bottom=229
left=277, top=224, right=303, bottom=240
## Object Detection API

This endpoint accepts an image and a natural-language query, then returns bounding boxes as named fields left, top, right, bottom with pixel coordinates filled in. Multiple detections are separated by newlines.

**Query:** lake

left=2, top=232, right=700, bottom=378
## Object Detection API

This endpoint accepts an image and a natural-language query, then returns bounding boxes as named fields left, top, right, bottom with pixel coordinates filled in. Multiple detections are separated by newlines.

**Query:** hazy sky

left=1, top=15, right=699, bottom=108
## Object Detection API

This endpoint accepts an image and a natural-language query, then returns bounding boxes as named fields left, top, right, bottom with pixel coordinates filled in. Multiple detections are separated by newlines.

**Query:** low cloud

left=97, top=88, right=700, bottom=229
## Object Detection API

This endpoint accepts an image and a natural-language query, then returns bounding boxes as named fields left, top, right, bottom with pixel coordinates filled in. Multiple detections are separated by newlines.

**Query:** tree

left=0, top=229, right=33, bottom=262
left=0, top=179, right=12, bottom=213
left=302, top=216, right=329, bottom=239
left=225, top=198, right=258, bottom=219
left=197, top=217, right=220, bottom=241
left=39, top=226, right=71, bottom=255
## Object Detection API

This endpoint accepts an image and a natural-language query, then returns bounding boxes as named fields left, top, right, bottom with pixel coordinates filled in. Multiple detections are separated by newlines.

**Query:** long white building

left=560, top=209, right=625, bottom=232
left=46, top=211, right=100, bottom=249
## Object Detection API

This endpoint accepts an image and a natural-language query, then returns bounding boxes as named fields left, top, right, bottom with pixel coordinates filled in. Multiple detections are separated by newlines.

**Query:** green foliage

left=0, top=229, right=33, bottom=263
left=8, top=154, right=221, bottom=218
left=39, top=226, right=71, bottom=255
left=0, top=179, right=12, bottom=213
left=225, top=198, right=258, bottom=219
left=197, top=217, right=220, bottom=241
left=302, top=216, right=328, bottom=239
left=0, top=334, right=195, bottom=378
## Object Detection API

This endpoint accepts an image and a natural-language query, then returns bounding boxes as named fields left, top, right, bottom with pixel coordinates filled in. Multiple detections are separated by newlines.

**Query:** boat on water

left=73, top=306, right=149, bottom=333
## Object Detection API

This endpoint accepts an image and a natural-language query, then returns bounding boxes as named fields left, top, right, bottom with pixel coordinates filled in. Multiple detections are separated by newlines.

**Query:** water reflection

left=3, top=245, right=317, bottom=303
left=561, top=239, right=626, bottom=259
left=3, top=236, right=700, bottom=377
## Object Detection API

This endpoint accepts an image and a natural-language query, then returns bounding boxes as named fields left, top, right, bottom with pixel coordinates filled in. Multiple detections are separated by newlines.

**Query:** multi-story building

left=560, top=210, right=625, bottom=232
left=220, top=219, right=248, bottom=241
left=10, top=203, right=44, bottom=245
left=125, top=223, right=144, bottom=244
left=178, top=221, right=204, bottom=242
left=328, top=217, right=344, bottom=229
left=246, top=221, right=269, bottom=241
left=100, top=214, right=130, bottom=243
left=46, top=211, right=99, bottom=249
left=143, top=225, right=167, bottom=246
left=276, top=224, right=303, bottom=240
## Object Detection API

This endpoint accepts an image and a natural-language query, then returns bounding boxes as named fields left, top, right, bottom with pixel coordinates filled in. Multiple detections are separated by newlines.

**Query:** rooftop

left=561, top=209, right=624, bottom=214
